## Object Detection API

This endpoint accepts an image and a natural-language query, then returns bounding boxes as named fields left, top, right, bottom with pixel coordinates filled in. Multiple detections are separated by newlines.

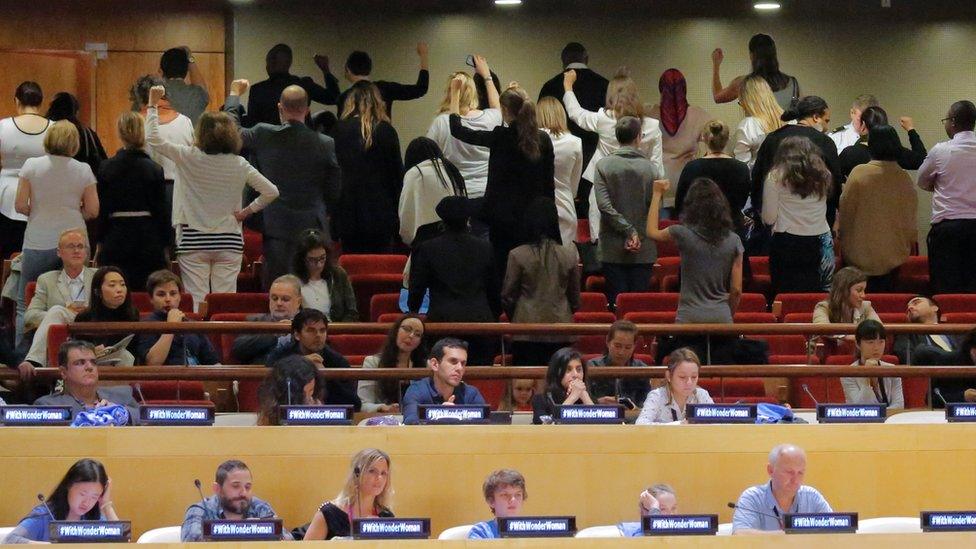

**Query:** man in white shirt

left=15, top=229, right=96, bottom=379
left=916, top=100, right=976, bottom=294
left=828, top=94, right=879, bottom=153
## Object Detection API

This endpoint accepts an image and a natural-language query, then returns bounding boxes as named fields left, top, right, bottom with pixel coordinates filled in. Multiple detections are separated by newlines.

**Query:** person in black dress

left=244, top=44, right=340, bottom=127
left=73, top=266, right=140, bottom=365
left=46, top=92, right=107, bottom=174
left=302, top=449, right=395, bottom=540
left=96, top=111, right=170, bottom=290
left=336, top=42, right=429, bottom=119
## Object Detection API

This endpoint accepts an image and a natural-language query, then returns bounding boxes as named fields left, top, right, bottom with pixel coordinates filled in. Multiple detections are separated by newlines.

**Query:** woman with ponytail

left=449, top=55, right=555, bottom=277
left=332, top=80, right=404, bottom=252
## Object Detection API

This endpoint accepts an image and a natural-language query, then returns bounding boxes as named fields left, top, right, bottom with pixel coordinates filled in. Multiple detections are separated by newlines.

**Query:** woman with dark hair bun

left=290, top=229, right=357, bottom=321
left=838, top=105, right=928, bottom=177
left=46, top=91, right=107, bottom=173
left=711, top=33, right=800, bottom=109
left=4, top=458, right=119, bottom=543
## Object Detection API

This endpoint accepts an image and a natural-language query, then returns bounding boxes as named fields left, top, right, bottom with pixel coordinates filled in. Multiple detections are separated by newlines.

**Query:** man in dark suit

left=243, top=44, right=340, bottom=127
left=539, top=42, right=609, bottom=215
left=224, top=79, right=341, bottom=288
left=892, top=295, right=965, bottom=406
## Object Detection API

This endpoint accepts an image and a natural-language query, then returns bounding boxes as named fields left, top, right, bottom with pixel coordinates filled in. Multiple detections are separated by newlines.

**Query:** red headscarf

left=658, top=69, right=688, bottom=137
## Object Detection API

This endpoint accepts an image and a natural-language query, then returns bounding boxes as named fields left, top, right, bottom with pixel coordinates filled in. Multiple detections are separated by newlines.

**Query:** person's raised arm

left=224, top=79, right=258, bottom=148
left=645, top=179, right=672, bottom=242
left=146, top=86, right=185, bottom=159
left=310, top=54, right=341, bottom=105
left=898, top=116, right=928, bottom=170
left=380, top=42, right=431, bottom=102
left=473, top=55, right=499, bottom=110
left=143, top=308, right=185, bottom=365
left=448, top=81, right=496, bottom=148
left=562, top=70, right=602, bottom=132
left=182, top=46, right=207, bottom=89
left=711, top=48, right=742, bottom=104
left=98, top=478, right=119, bottom=521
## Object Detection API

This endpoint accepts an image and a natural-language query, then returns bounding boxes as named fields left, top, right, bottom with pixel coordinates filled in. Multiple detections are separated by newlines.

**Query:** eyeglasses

left=305, top=255, right=327, bottom=264
left=399, top=325, right=423, bottom=338
left=941, top=116, right=956, bottom=123
left=61, top=243, right=87, bottom=251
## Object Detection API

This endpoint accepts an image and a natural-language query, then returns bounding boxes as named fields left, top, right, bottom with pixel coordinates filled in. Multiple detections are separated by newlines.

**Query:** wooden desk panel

left=1, top=425, right=976, bottom=537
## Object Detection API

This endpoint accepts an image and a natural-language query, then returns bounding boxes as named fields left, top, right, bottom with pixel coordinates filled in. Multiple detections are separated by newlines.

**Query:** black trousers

left=928, top=219, right=976, bottom=294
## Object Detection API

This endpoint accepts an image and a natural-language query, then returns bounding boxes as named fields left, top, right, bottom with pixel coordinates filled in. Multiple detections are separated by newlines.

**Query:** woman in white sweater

left=146, top=85, right=279, bottom=310
left=535, top=97, right=582, bottom=250
left=733, top=76, right=784, bottom=170
left=399, top=136, right=467, bottom=248
left=562, top=67, right=664, bottom=239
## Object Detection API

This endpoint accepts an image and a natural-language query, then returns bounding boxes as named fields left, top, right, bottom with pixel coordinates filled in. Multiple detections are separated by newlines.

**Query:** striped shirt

left=177, top=225, right=244, bottom=253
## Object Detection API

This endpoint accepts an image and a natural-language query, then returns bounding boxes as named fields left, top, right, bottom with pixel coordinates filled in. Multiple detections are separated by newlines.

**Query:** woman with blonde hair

left=303, top=448, right=395, bottom=540
left=563, top=67, right=664, bottom=239
left=146, top=85, right=279, bottom=311
left=96, top=110, right=170, bottom=289
left=14, top=120, right=98, bottom=342
left=733, top=75, right=784, bottom=169
left=536, top=96, right=582, bottom=249
left=333, top=81, right=403, bottom=252
left=636, top=347, right=713, bottom=424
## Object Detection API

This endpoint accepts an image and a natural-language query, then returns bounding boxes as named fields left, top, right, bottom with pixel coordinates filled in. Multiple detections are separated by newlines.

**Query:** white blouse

left=636, top=386, right=714, bottom=424
left=426, top=109, right=503, bottom=199
left=733, top=117, right=768, bottom=170
left=761, top=172, right=830, bottom=236
left=542, top=129, right=583, bottom=249
left=840, top=360, right=904, bottom=409
left=301, top=279, right=331, bottom=318
left=398, top=159, right=457, bottom=245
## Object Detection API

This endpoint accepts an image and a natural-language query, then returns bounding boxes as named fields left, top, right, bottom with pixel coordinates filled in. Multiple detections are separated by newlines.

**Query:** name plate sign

left=49, top=521, right=131, bottom=543
left=418, top=405, right=490, bottom=424
left=352, top=518, right=431, bottom=539
left=2, top=406, right=72, bottom=426
left=642, top=514, right=718, bottom=536
left=498, top=516, right=576, bottom=538
left=202, top=519, right=282, bottom=541
left=279, top=405, right=352, bottom=425
left=139, top=405, right=214, bottom=426
left=921, top=511, right=976, bottom=532
left=784, top=513, right=858, bottom=534
left=816, top=404, right=886, bottom=423
left=945, top=403, right=976, bottom=422
left=555, top=404, right=624, bottom=424
left=685, top=404, right=757, bottom=424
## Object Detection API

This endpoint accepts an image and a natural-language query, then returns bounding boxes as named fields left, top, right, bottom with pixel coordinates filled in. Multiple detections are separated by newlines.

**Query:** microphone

left=801, top=384, right=820, bottom=407
left=37, top=494, right=56, bottom=521
left=134, top=383, right=146, bottom=404
left=727, top=501, right=783, bottom=526
left=193, top=479, right=208, bottom=508
left=287, top=377, right=293, bottom=406
left=934, top=387, right=949, bottom=408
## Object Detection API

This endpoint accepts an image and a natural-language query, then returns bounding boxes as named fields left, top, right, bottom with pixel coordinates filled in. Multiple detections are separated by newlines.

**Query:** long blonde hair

left=536, top=97, right=569, bottom=137
left=437, top=72, right=478, bottom=114
left=739, top=75, right=784, bottom=134
left=606, top=67, right=644, bottom=120
left=341, top=81, right=390, bottom=150
left=333, top=448, right=394, bottom=512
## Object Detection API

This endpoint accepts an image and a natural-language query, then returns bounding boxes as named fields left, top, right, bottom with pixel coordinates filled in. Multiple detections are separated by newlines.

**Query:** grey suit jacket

left=224, top=95, right=341, bottom=241
left=24, top=267, right=97, bottom=332
left=593, top=147, right=660, bottom=264
left=34, top=385, right=141, bottom=425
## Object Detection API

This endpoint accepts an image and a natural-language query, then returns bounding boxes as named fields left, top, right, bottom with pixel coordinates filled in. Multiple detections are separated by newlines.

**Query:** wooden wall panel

left=0, top=51, right=93, bottom=124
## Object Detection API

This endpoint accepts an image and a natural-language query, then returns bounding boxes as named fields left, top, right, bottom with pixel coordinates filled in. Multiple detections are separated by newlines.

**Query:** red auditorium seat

left=782, top=312, right=813, bottom=323
left=135, top=381, right=210, bottom=405
left=878, top=312, right=908, bottom=324
left=47, top=323, right=69, bottom=365
left=327, top=334, right=385, bottom=358
left=773, top=293, right=827, bottom=321
left=349, top=274, right=402, bottom=322
left=615, top=293, right=679, bottom=319
left=656, top=219, right=680, bottom=257
left=698, top=378, right=775, bottom=404
left=208, top=312, right=253, bottom=364
left=576, top=219, right=592, bottom=244
left=943, top=313, right=976, bottom=324
left=25, top=281, right=35, bottom=307
left=337, top=254, right=407, bottom=276
left=580, top=292, right=609, bottom=312
left=236, top=230, right=264, bottom=292
left=933, top=294, right=976, bottom=314
left=746, top=256, right=772, bottom=296
left=750, top=335, right=819, bottom=365
left=894, top=256, right=929, bottom=294
left=738, top=293, right=769, bottom=312
left=573, top=312, right=616, bottom=324
left=792, top=353, right=904, bottom=408
left=623, top=311, right=676, bottom=323
left=583, top=275, right=605, bottom=292
left=131, top=292, right=194, bottom=313
left=823, top=354, right=925, bottom=408
left=866, top=294, right=914, bottom=314
left=656, top=256, right=681, bottom=292
left=205, top=293, right=268, bottom=319
left=733, top=312, right=777, bottom=323
left=469, top=380, right=506, bottom=410
left=369, top=293, right=401, bottom=322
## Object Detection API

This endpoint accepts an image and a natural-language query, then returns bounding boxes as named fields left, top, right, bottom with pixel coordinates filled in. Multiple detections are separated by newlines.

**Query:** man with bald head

left=225, top=80, right=341, bottom=288
left=918, top=100, right=976, bottom=294
left=732, top=444, right=832, bottom=534
left=243, top=43, right=340, bottom=127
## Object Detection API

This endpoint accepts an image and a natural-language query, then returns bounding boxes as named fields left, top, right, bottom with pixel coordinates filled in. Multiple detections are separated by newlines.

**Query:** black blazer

left=408, top=231, right=499, bottom=322
left=336, top=71, right=430, bottom=119
left=245, top=71, right=340, bottom=127
left=838, top=129, right=927, bottom=178
left=96, top=148, right=171, bottom=245
left=539, top=67, right=609, bottom=171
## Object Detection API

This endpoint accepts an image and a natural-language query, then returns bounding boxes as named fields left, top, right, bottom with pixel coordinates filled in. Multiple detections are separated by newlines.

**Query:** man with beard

left=181, top=460, right=291, bottom=541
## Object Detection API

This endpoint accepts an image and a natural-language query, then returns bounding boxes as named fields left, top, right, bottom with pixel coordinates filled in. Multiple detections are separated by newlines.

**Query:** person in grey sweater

left=593, top=116, right=661, bottom=308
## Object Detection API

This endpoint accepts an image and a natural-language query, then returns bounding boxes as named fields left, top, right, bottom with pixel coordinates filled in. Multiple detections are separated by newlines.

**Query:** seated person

left=72, top=266, right=140, bottom=366
left=940, top=327, right=976, bottom=405
left=468, top=469, right=527, bottom=539
left=618, top=483, right=679, bottom=537
left=137, top=270, right=220, bottom=366
left=303, top=449, right=394, bottom=540
left=499, top=379, right=535, bottom=412
left=358, top=315, right=427, bottom=413
left=841, top=319, right=904, bottom=409
left=292, top=229, right=358, bottom=321
left=812, top=266, right=879, bottom=346
left=636, top=347, right=713, bottom=424
left=34, top=340, right=140, bottom=424
left=265, top=308, right=361, bottom=410
left=256, top=355, right=324, bottom=425
left=401, top=337, right=487, bottom=425
left=181, top=459, right=292, bottom=542
left=4, top=458, right=119, bottom=544
left=231, top=274, right=303, bottom=364
left=15, top=228, right=96, bottom=379
left=531, top=347, right=594, bottom=424
left=893, top=295, right=959, bottom=365
left=586, top=320, right=651, bottom=407
left=732, top=444, right=832, bottom=535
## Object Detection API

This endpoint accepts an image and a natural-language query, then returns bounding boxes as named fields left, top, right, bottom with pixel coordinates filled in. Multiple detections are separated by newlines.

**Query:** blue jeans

left=16, top=248, right=61, bottom=346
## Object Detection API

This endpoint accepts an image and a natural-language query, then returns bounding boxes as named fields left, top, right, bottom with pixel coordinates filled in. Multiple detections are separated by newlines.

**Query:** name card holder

left=278, top=405, right=353, bottom=425
left=2, top=406, right=73, bottom=426
left=139, top=405, right=215, bottom=426
left=498, top=516, right=576, bottom=538
left=921, top=510, right=976, bottom=532
left=816, top=404, right=886, bottom=423
left=418, top=405, right=490, bottom=424
left=352, top=518, right=431, bottom=539
left=202, top=519, right=282, bottom=541
left=49, top=521, right=131, bottom=543
left=642, top=514, right=718, bottom=536
left=555, top=404, right=624, bottom=424
left=945, top=403, right=976, bottom=422
left=685, top=404, right=757, bottom=424
left=783, top=512, right=858, bottom=534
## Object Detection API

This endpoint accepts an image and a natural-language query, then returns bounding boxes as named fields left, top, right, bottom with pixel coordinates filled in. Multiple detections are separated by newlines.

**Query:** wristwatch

left=188, top=55, right=197, bottom=64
